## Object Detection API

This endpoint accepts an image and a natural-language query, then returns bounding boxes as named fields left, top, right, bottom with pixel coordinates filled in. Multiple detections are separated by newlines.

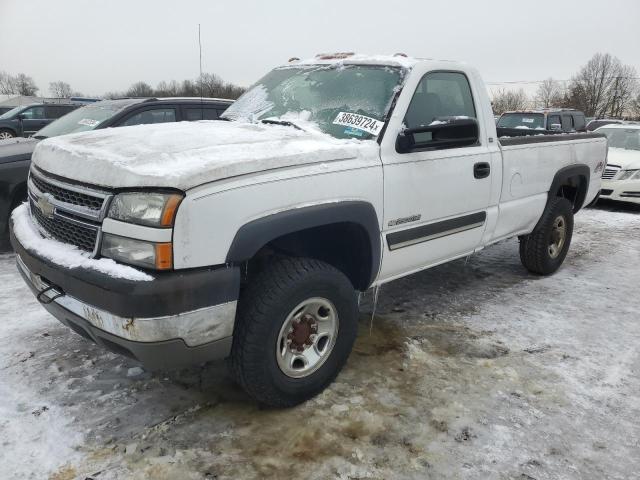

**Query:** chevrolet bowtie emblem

left=36, top=193, right=55, bottom=219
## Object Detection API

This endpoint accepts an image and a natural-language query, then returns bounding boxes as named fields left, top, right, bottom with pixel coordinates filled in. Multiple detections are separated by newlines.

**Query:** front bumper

left=10, top=218, right=241, bottom=370
left=600, top=179, right=640, bottom=204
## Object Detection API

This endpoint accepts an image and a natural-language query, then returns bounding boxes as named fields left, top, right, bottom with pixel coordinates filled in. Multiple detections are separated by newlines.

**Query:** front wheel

left=0, top=129, right=16, bottom=140
left=229, top=256, right=358, bottom=407
left=519, top=197, right=574, bottom=275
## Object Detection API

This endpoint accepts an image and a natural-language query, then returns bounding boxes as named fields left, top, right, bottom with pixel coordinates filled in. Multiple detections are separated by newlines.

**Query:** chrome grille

left=602, top=164, right=621, bottom=180
left=27, top=169, right=112, bottom=255
left=30, top=172, right=105, bottom=212
left=30, top=199, right=99, bottom=252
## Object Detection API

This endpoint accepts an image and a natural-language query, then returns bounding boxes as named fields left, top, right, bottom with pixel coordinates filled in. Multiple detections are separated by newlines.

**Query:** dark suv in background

left=0, top=97, right=233, bottom=242
left=497, top=109, right=587, bottom=137
left=0, top=103, right=84, bottom=139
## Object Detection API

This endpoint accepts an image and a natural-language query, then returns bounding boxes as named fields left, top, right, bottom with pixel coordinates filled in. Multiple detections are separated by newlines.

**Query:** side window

left=404, top=71, right=476, bottom=129
left=561, top=115, right=573, bottom=132
left=573, top=114, right=585, bottom=131
left=184, top=108, right=219, bottom=121
left=120, top=108, right=176, bottom=126
left=20, top=106, right=46, bottom=120
left=547, top=115, right=561, bottom=129
left=45, top=106, right=74, bottom=119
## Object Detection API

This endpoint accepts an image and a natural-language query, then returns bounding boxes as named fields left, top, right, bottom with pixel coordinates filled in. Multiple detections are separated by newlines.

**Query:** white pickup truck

left=11, top=53, right=607, bottom=407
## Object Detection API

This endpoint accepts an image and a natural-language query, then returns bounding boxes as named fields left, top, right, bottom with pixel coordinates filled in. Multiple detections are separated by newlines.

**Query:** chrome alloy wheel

left=549, top=215, right=566, bottom=259
left=0, top=131, right=14, bottom=140
left=276, top=297, right=339, bottom=378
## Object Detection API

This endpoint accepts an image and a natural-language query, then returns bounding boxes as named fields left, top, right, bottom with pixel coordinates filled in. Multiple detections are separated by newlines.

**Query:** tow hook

left=36, top=284, right=64, bottom=304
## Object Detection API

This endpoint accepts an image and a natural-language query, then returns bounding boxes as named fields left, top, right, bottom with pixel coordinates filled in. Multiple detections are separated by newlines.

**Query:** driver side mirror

left=396, top=117, right=479, bottom=153
left=17, top=113, right=26, bottom=121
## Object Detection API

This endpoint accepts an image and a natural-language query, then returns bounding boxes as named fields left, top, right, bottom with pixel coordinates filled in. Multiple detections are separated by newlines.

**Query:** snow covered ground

left=1, top=203, right=639, bottom=480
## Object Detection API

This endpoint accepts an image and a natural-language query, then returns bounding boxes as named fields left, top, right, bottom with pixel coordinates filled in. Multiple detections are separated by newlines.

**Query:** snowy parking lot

left=1, top=203, right=639, bottom=480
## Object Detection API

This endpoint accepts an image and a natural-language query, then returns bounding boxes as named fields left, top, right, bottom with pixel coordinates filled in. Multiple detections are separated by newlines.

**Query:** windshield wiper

left=33, top=135, right=47, bottom=140
left=260, top=119, right=304, bottom=131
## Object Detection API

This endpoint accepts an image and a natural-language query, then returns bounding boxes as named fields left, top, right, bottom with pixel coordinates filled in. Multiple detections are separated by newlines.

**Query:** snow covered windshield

left=221, top=65, right=405, bottom=140
left=599, top=128, right=640, bottom=151
left=498, top=113, right=545, bottom=130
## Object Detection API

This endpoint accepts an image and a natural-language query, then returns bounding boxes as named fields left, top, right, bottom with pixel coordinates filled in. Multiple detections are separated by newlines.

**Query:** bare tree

left=155, top=80, right=180, bottom=97
left=535, top=78, right=564, bottom=108
left=0, top=72, right=38, bottom=95
left=49, top=81, right=73, bottom=98
left=198, top=72, right=223, bottom=97
left=566, top=53, right=638, bottom=117
left=126, top=81, right=154, bottom=97
left=0, top=72, right=17, bottom=94
left=631, top=92, right=640, bottom=118
left=604, top=64, right=638, bottom=117
left=13, top=73, right=38, bottom=96
left=491, top=88, right=530, bottom=115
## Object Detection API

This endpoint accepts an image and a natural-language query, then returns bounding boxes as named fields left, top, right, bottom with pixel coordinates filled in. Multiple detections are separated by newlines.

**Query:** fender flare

left=226, top=201, right=382, bottom=288
left=547, top=164, right=590, bottom=212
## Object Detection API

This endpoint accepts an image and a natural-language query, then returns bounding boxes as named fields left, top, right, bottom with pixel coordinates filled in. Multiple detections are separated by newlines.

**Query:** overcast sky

left=1, top=0, right=638, bottom=97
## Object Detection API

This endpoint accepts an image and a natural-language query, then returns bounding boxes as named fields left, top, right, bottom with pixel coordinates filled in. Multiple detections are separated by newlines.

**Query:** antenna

left=198, top=24, right=203, bottom=116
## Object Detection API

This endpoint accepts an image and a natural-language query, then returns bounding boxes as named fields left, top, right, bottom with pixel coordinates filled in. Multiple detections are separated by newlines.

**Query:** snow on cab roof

left=291, top=52, right=420, bottom=69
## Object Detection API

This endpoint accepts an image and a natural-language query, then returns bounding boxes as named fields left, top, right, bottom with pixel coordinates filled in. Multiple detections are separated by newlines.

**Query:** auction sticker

left=333, top=112, right=383, bottom=135
left=78, top=118, right=100, bottom=127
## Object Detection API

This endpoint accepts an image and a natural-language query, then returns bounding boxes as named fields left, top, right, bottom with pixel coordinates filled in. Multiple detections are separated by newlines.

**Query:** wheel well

left=247, top=222, right=375, bottom=291
left=554, top=175, right=587, bottom=212
left=0, top=127, right=17, bottom=135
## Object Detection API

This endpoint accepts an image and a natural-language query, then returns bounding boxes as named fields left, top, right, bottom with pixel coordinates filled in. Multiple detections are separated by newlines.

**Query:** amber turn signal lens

left=160, top=195, right=183, bottom=227
left=154, top=243, right=173, bottom=270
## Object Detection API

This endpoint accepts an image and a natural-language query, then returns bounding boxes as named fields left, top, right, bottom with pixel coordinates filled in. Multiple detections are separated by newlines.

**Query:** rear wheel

left=0, top=129, right=15, bottom=140
left=229, top=256, right=358, bottom=407
left=519, top=197, right=574, bottom=275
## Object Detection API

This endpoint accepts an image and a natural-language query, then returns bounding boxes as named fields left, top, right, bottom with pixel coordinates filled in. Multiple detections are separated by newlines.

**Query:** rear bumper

left=11, top=216, right=241, bottom=370
left=600, top=179, right=640, bottom=204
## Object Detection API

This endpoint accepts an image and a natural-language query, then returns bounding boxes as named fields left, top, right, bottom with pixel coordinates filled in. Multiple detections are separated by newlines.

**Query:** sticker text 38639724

left=333, top=112, right=384, bottom=136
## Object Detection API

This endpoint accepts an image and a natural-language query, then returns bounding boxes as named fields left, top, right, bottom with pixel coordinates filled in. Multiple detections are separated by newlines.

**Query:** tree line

left=491, top=53, right=640, bottom=118
left=0, top=71, right=245, bottom=100
left=104, top=73, right=246, bottom=100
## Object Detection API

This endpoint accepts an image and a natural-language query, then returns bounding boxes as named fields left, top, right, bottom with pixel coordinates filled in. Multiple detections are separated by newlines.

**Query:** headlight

left=618, top=169, right=640, bottom=181
left=108, top=192, right=183, bottom=227
left=101, top=233, right=173, bottom=270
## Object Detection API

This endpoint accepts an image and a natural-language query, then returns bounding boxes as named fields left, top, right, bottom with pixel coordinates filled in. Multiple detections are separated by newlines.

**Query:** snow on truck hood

left=607, top=147, right=640, bottom=170
left=31, top=120, right=378, bottom=190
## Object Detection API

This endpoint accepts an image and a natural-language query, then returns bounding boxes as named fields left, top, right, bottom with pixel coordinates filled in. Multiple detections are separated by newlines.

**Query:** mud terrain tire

left=519, top=197, right=574, bottom=275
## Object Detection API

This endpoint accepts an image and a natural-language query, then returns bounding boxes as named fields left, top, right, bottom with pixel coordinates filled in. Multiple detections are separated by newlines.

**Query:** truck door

left=378, top=70, right=493, bottom=281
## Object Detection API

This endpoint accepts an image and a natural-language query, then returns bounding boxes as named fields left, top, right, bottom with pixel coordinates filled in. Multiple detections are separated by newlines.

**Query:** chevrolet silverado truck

left=10, top=53, right=607, bottom=407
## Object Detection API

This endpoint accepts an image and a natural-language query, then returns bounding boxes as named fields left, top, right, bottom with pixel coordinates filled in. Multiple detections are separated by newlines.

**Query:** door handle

left=473, top=162, right=491, bottom=179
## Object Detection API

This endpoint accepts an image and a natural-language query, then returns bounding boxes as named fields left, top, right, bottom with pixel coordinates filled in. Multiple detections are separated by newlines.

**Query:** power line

left=486, top=77, right=640, bottom=85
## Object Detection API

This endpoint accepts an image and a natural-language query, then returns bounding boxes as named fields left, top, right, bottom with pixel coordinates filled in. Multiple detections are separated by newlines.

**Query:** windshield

left=498, top=113, right=545, bottom=130
left=221, top=64, right=406, bottom=140
left=599, top=128, right=640, bottom=151
left=0, top=105, right=28, bottom=119
left=34, top=103, right=120, bottom=138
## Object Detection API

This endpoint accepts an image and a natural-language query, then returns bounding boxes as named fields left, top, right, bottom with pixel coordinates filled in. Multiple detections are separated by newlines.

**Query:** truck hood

left=607, top=147, right=640, bottom=170
left=31, top=121, right=379, bottom=190
left=0, top=137, right=38, bottom=165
